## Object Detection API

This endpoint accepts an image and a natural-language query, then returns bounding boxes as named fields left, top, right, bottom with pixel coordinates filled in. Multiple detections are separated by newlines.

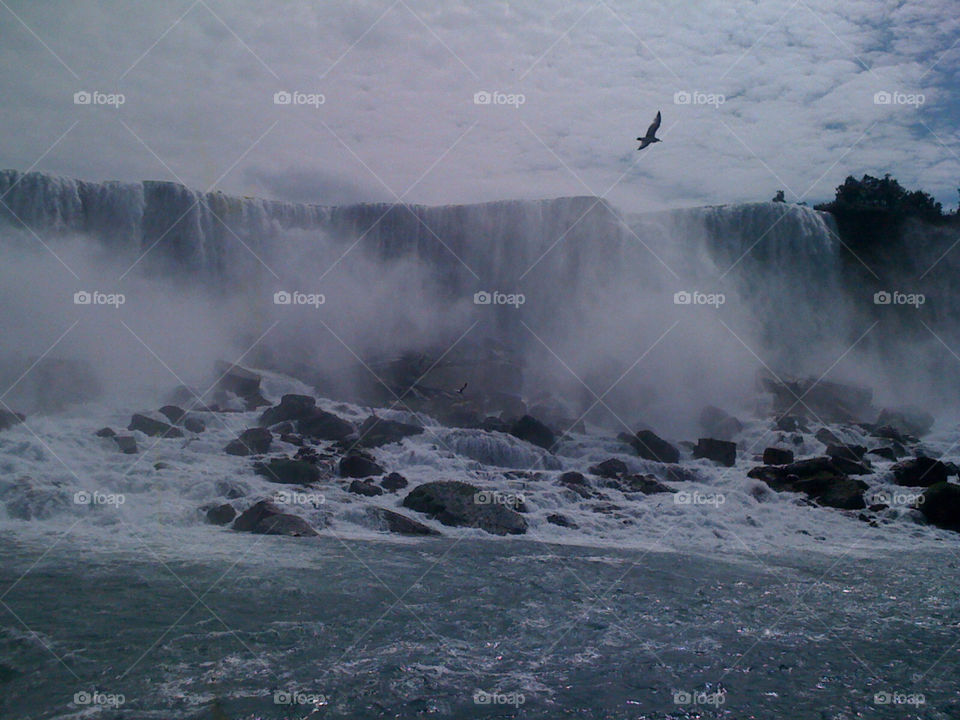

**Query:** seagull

left=456, top=382, right=468, bottom=395
left=637, top=110, right=662, bottom=150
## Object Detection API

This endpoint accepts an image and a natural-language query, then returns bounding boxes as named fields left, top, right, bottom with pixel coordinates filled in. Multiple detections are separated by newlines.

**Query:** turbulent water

left=1, top=171, right=959, bottom=718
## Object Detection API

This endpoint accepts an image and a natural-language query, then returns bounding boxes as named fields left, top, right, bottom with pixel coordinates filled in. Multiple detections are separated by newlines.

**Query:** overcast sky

left=1, top=0, right=957, bottom=212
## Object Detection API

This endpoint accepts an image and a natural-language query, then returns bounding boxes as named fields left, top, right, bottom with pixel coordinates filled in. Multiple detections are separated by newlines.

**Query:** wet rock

left=225, top=427, right=273, bottom=456
left=153, top=462, right=169, bottom=470
left=892, top=457, right=948, bottom=487
left=402, top=480, right=527, bottom=535
left=259, top=394, right=317, bottom=427
left=158, top=405, right=185, bottom=424
left=479, top=416, right=511, bottom=433
left=693, top=438, right=737, bottom=467
left=699, top=406, right=743, bottom=441
left=113, top=436, right=138, bottom=454
left=365, top=506, right=439, bottom=536
left=508, top=415, right=555, bottom=451
left=183, top=416, right=205, bottom=433
left=747, top=457, right=866, bottom=509
left=233, top=500, right=318, bottom=536
left=829, top=455, right=872, bottom=476
left=877, top=406, right=934, bottom=438
left=546, top=513, right=578, bottom=529
left=558, top=471, right=587, bottom=486
left=758, top=370, right=873, bottom=423
left=774, top=415, right=808, bottom=432
left=626, top=430, right=680, bottom=464
left=919, top=482, right=960, bottom=531
left=293, top=446, right=320, bottom=464
left=589, top=458, right=629, bottom=479
left=297, top=409, right=356, bottom=442
left=762, top=447, right=794, bottom=465
left=215, top=480, right=249, bottom=499
left=214, top=361, right=269, bottom=411
left=815, top=428, right=843, bottom=446
left=349, top=479, right=384, bottom=497
left=95, top=426, right=115, bottom=438
left=356, top=416, right=424, bottom=448
left=279, top=433, right=304, bottom=446
left=381, top=472, right=408, bottom=491
left=826, top=443, right=866, bottom=461
left=128, top=412, right=183, bottom=438
left=339, top=453, right=385, bottom=478
left=871, top=425, right=911, bottom=444
left=206, top=503, right=236, bottom=525
left=867, top=447, right=897, bottom=461
left=254, top=458, right=321, bottom=485
left=610, top=474, right=674, bottom=495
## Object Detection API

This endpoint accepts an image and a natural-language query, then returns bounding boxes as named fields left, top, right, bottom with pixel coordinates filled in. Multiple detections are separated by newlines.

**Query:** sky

left=0, top=0, right=958, bottom=212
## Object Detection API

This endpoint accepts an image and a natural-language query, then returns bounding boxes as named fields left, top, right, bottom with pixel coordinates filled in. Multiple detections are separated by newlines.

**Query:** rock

left=259, top=394, right=317, bottom=426
left=774, top=415, right=808, bottom=432
left=183, top=416, right=205, bottom=433
left=215, top=480, right=249, bottom=499
left=225, top=428, right=273, bottom=456
left=402, top=481, right=527, bottom=535
left=628, top=430, right=680, bottom=463
left=693, top=438, right=737, bottom=467
left=867, top=447, right=897, bottom=461
left=877, top=406, right=935, bottom=438
left=158, top=405, right=185, bottom=424
left=153, top=462, right=169, bottom=470
left=747, top=457, right=867, bottom=509
left=128, top=412, right=183, bottom=438
left=365, top=506, right=439, bottom=535
left=279, top=433, right=303, bottom=446
left=349, top=479, right=384, bottom=496
left=589, top=458, right=629, bottom=479
left=762, top=447, right=794, bottom=465
left=206, top=503, right=236, bottom=525
left=214, top=361, right=268, bottom=410
left=479, top=416, right=511, bottom=433
left=558, top=471, right=587, bottom=486
left=254, top=458, right=321, bottom=485
left=919, top=482, right=960, bottom=531
left=826, top=443, right=866, bottom=461
left=829, top=455, right=872, bottom=476
left=508, top=415, right=555, bottom=451
left=95, top=426, right=115, bottom=438
left=113, top=436, right=138, bottom=454
left=815, top=428, right=842, bottom=446
left=381, top=472, right=408, bottom=491
left=892, top=457, right=948, bottom=487
left=293, top=446, right=320, bottom=464
left=699, top=406, right=743, bottom=441
left=297, top=410, right=356, bottom=442
left=547, top=513, right=578, bottom=529
left=872, top=425, right=910, bottom=444
left=339, top=453, right=385, bottom=478
left=616, top=474, right=675, bottom=495
left=233, top=499, right=318, bottom=536
left=356, top=416, right=424, bottom=448
left=0, top=409, right=24, bottom=431
left=757, top=369, right=873, bottom=423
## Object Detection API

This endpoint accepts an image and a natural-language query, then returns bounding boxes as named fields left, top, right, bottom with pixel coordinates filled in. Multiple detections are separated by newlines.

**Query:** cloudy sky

left=1, top=0, right=957, bottom=212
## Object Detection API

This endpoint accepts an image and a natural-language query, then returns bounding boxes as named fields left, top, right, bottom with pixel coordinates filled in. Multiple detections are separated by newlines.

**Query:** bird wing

left=637, top=138, right=652, bottom=150
left=644, top=110, right=661, bottom=139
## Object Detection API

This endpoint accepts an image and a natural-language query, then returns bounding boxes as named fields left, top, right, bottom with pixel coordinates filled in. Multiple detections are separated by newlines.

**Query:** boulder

left=254, top=458, right=320, bottom=485
left=757, top=369, right=873, bottom=423
left=867, top=447, right=897, bottom=461
left=546, top=513, right=578, bottom=529
left=365, top=506, right=439, bottom=536
left=402, top=481, right=527, bottom=535
left=113, top=436, right=138, bottom=454
left=233, top=500, right=318, bottom=536
left=919, top=482, right=960, bottom=531
left=279, top=433, right=303, bottom=446
left=356, top=416, right=424, bottom=448
left=183, top=416, right=206, bottom=433
left=214, top=361, right=266, bottom=405
left=259, top=394, right=317, bottom=427
left=589, top=458, right=629, bottom=479
left=872, top=425, right=910, bottom=444
left=829, top=455, right=872, bottom=476
left=508, top=415, right=555, bottom=451
left=339, top=454, right=385, bottom=478
left=747, top=457, right=866, bottom=509
left=479, top=416, right=511, bottom=434
left=815, top=428, right=843, bottom=446
left=558, top=471, right=587, bottom=486
left=774, top=415, right=808, bottom=432
left=381, top=472, right=408, bottom=491
left=826, top=444, right=866, bottom=461
left=297, top=410, right=356, bottom=442
left=225, top=427, right=273, bottom=456
left=206, top=503, right=236, bottom=525
left=877, top=406, right=934, bottom=438
left=628, top=430, right=680, bottom=464
left=762, top=447, right=794, bottom=465
left=95, top=426, right=115, bottom=438
left=892, top=457, right=948, bottom=487
left=348, top=479, right=384, bottom=497
left=128, top=412, right=183, bottom=438
left=0, top=409, right=25, bottom=431
left=158, top=405, right=186, bottom=424
left=699, top=406, right=743, bottom=441
left=693, top=438, right=737, bottom=467
left=606, top=474, right=674, bottom=495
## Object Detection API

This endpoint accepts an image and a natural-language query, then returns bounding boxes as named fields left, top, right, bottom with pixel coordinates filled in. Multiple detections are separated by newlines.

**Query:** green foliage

left=815, top=174, right=943, bottom=221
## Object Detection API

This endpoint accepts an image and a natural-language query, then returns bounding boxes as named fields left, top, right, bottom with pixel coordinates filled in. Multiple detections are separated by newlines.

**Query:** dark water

left=1, top=534, right=958, bottom=719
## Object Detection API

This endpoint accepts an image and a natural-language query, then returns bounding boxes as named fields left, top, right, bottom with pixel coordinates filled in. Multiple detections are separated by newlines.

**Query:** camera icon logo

left=74, top=290, right=92, bottom=305
left=673, top=90, right=691, bottom=105
left=673, top=290, right=692, bottom=305
left=73, top=691, right=92, bottom=705
left=474, top=291, right=492, bottom=305
left=874, top=691, right=892, bottom=704
left=74, top=91, right=92, bottom=105
left=473, top=690, right=491, bottom=704
left=74, top=491, right=92, bottom=505
left=474, top=91, right=492, bottom=105
left=274, top=91, right=292, bottom=105
left=874, top=91, right=892, bottom=105
left=274, top=290, right=292, bottom=305
left=673, top=690, right=692, bottom=704
left=873, top=290, right=891, bottom=305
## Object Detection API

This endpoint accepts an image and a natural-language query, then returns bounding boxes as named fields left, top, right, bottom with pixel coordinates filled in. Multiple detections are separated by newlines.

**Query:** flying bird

left=637, top=110, right=662, bottom=150
left=456, top=382, right=468, bottom=395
